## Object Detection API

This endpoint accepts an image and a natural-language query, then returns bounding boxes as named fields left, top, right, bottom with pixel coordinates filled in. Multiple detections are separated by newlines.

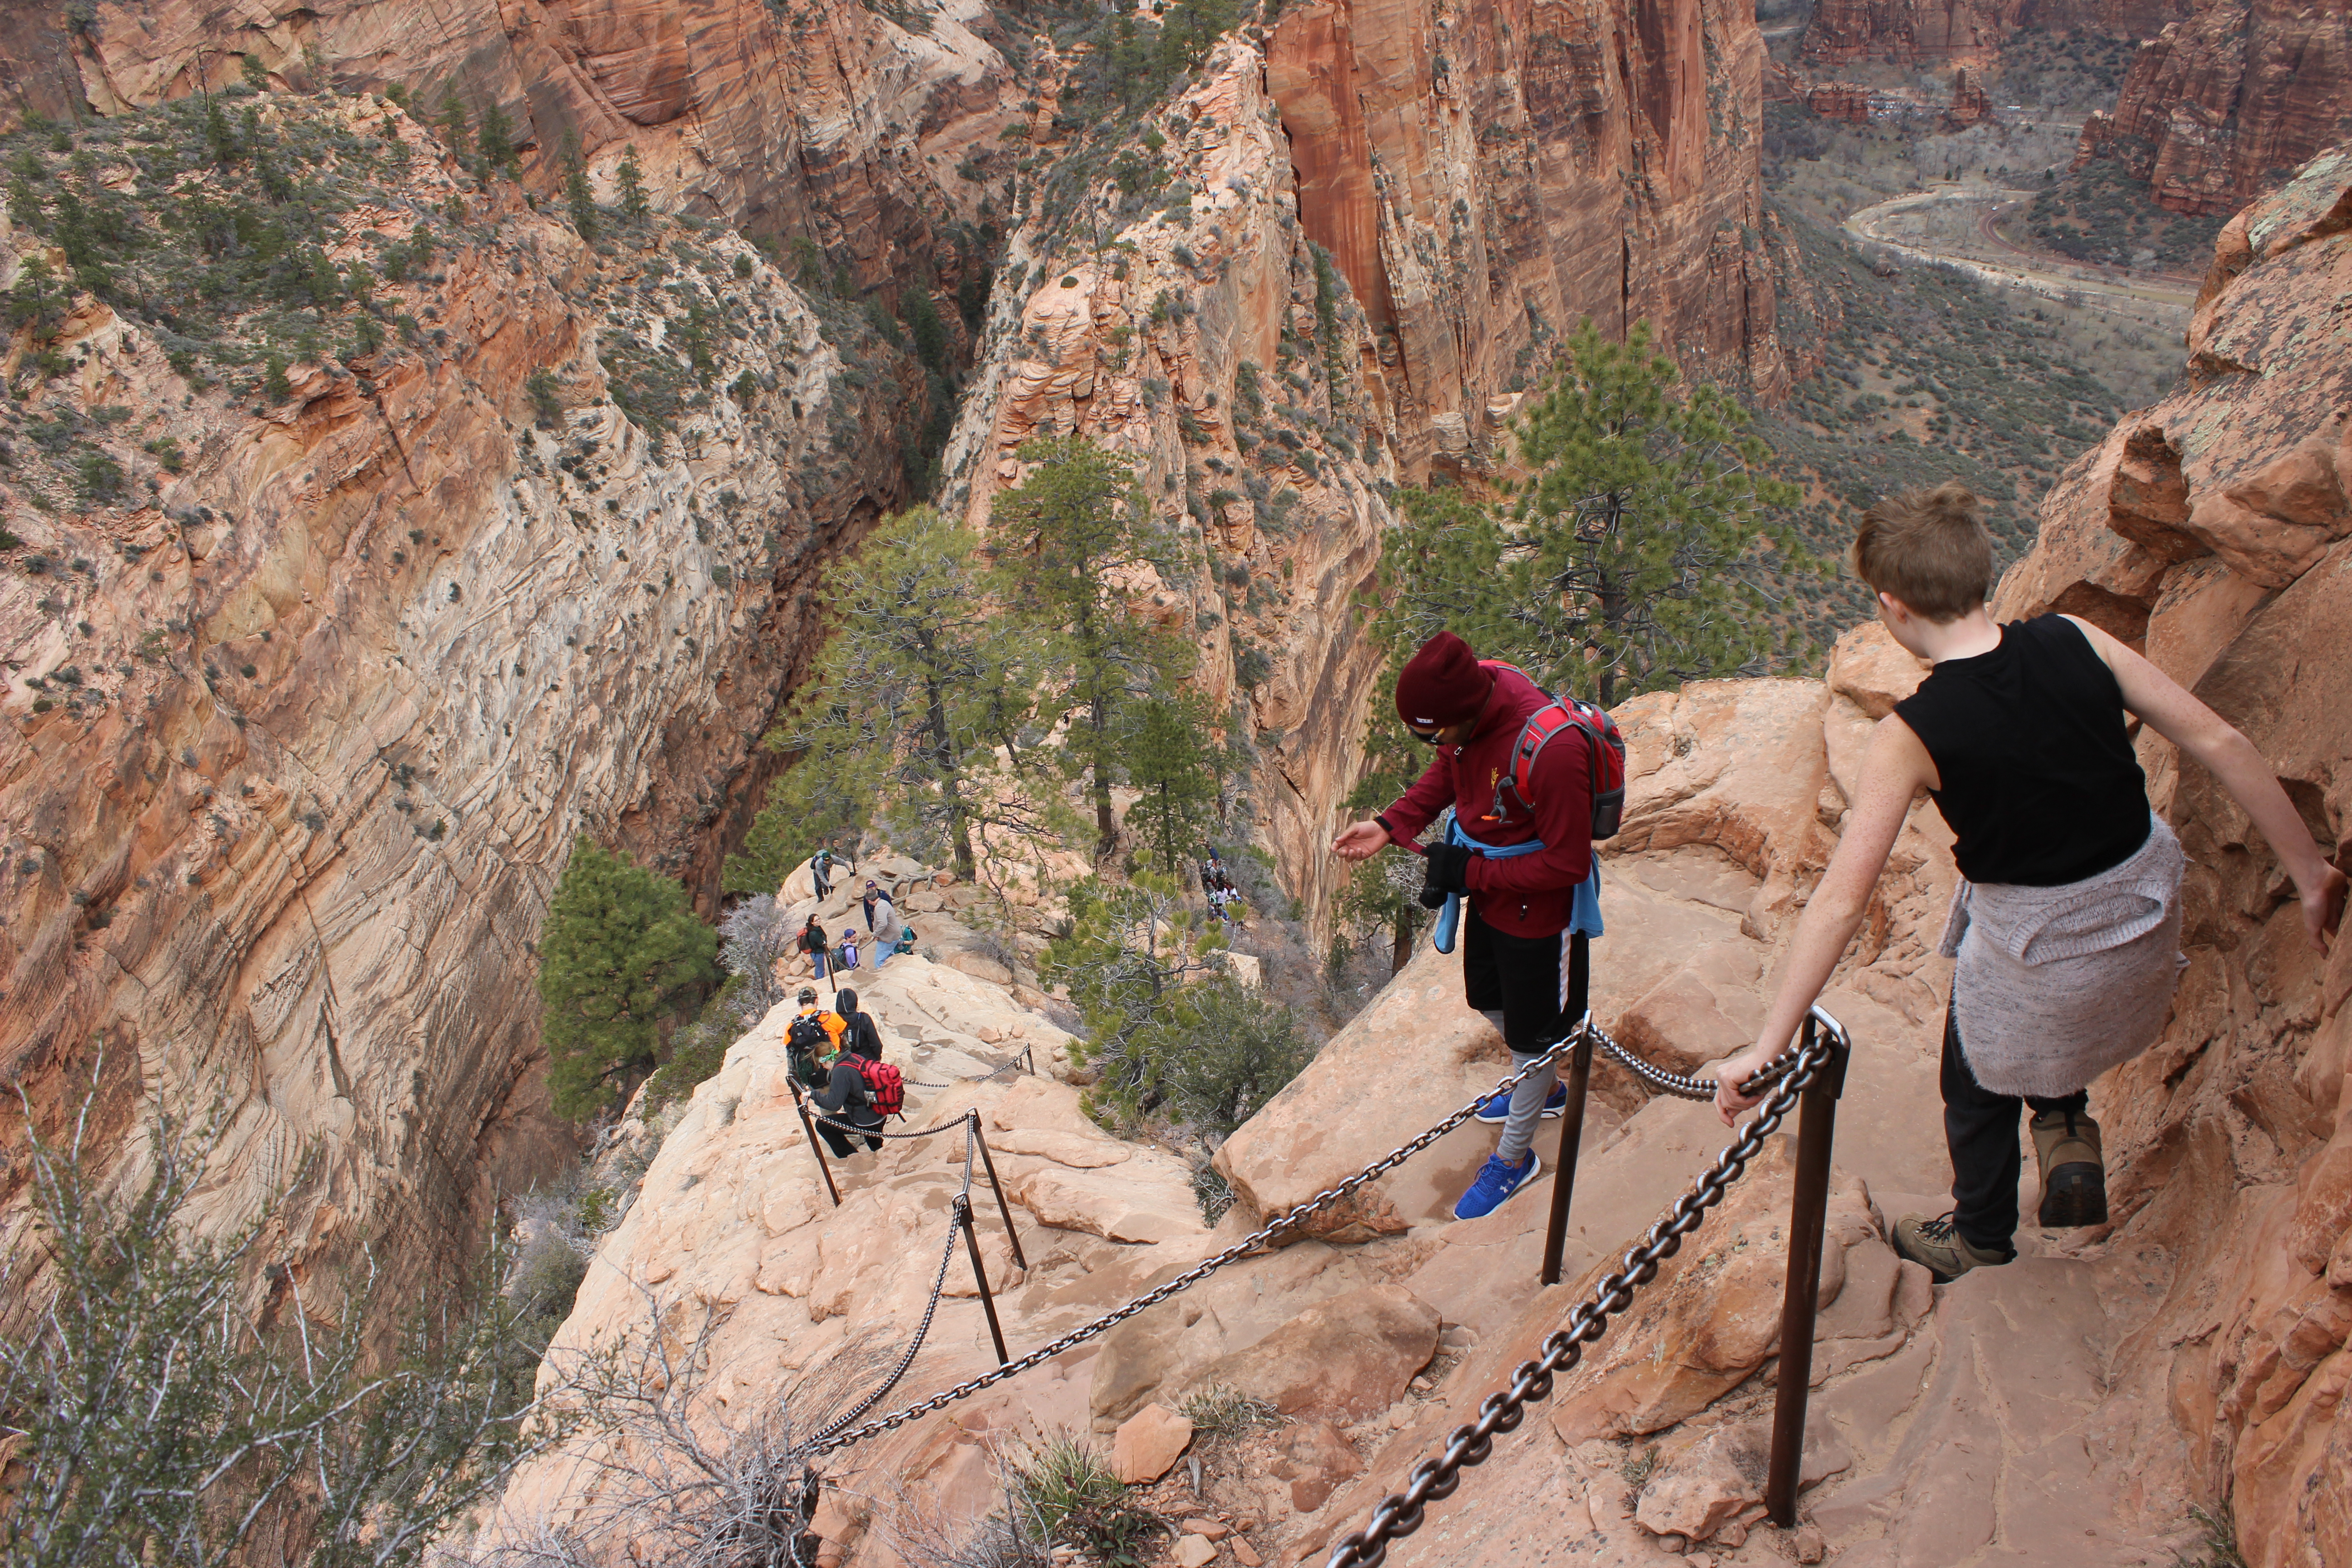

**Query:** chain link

left=802, top=1029, right=1593, bottom=1456
left=1318, top=1016, right=1842, bottom=1568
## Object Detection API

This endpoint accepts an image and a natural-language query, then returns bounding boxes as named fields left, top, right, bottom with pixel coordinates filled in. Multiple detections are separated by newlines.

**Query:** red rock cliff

left=0, top=98, right=919, bottom=1301
left=2075, top=0, right=2352, bottom=216
left=1995, top=143, right=2352, bottom=1565
left=1264, top=0, right=1818, bottom=475
left=1802, top=0, right=2192, bottom=67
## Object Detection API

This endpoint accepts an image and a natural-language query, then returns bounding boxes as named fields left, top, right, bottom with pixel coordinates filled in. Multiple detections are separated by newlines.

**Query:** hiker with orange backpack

left=1332, top=631, right=1623, bottom=1221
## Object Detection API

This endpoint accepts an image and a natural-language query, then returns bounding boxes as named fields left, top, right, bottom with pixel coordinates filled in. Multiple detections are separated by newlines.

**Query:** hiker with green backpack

left=1332, top=631, right=1625, bottom=1221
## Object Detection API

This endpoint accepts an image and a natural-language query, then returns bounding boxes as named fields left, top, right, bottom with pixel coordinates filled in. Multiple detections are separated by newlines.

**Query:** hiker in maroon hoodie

left=1332, top=631, right=1604, bottom=1220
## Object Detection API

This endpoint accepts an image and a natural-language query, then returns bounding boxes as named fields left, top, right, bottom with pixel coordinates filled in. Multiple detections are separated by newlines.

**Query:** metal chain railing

left=1588, top=1023, right=1803, bottom=1103
left=804, top=1122, right=978, bottom=1448
left=1318, top=1018, right=1840, bottom=1568
left=800, top=1020, right=1802, bottom=1458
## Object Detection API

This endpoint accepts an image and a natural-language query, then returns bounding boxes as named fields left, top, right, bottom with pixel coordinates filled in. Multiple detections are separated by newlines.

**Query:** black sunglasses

left=1409, top=725, right=1444, bottom=745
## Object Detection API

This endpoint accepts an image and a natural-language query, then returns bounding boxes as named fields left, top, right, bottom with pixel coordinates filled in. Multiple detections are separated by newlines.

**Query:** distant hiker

left=1331, top=630, right=1617, bottom=1222
left=799, top=915, right=831, bottom=984
left=860, top=880, right=889, bottom=932
left=807, top=1037, right=885, bottom=1157
left=811, top=847, right=837, bottom=900
left=894, top=922, right=917, bottom=957
left=1710, top=484, right=2346, bottom=1283
left=833, top=986, right=885, bottom=1062
left=837, top=927, right=862, bottom=972
left=786, top=985, right=846, bottom=1084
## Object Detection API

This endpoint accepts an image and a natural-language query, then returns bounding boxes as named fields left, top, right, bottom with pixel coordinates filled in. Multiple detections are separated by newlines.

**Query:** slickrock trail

left=485, top=145, right=2352, bottom=1568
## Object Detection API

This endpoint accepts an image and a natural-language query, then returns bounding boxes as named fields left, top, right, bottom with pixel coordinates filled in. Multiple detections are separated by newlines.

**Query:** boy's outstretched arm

left=2065, top=616, right=2347, bottom=955
left=1710, top=715, right=1939, bottom=1125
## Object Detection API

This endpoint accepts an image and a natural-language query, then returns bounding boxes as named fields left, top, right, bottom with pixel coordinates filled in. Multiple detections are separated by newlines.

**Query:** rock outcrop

left=1990, top=143, right=2352, bottom=1565
left=0, top=96, right=916, bottom=1300
left=1802, top=0, right=2193, bottom=68
left=2074, top=0, right=2352, bottom=216
left=44, top=0, right=1011, bottom=294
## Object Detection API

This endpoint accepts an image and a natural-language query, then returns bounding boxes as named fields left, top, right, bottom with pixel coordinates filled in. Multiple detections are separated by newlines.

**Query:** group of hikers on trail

left=786, top=983, right=907, bottom=1158
left=1335, top=482, right=2346, bottom=1274
left=1199, top=853, right=1243, bottom=936
left=796, top=876, right=918, bottom=984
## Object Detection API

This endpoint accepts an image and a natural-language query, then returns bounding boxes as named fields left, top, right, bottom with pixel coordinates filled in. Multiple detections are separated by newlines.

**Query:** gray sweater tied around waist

left=1938, top=814, right=2188, bottom=1099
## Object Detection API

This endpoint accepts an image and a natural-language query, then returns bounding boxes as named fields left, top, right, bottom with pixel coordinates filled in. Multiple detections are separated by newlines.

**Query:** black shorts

left=1460, top=908, right=1587, bottom=1054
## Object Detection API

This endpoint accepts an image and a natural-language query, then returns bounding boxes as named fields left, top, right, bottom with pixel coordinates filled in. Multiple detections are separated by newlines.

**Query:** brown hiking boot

left=1893, top=1212, right=2013, bottom=1284
left=2031, top=1107, right=2108, bottom=1228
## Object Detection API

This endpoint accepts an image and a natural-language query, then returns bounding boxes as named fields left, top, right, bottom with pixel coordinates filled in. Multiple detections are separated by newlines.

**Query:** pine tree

left=476, top=100, right=514, bottom=179
left=617, top=143, right=649, bottom=222
left=992, top=436, right=1189, bottom=860
left=436, top=94, right=470, bottom=167
left=562, top=133, right=598, bottom=240
left=537, top=838, right=715, bottom=1119
left=727, top=507, right=1040, bottom=891
left=1377, top=321, right=1808, bottom=706
left=1122, top=693, right=1219, bottom=875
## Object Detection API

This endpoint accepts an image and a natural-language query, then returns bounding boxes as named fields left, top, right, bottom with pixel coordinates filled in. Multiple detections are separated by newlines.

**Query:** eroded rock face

left=1265, top=0, right=1821, bottom=438
left=50, top=0, right=1009, bottom=290
left=1991, top=144, right=2352, bottom=1568
left=1801, top=0, right=2191, bottom=68
left=2075, top=0, right=2352, bottom=217
left=0, top=102, right=915, bottom=1298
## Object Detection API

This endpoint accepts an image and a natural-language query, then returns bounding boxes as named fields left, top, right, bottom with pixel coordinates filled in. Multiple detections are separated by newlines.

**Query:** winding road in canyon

left=1843, top=184, right=2200, bottom=309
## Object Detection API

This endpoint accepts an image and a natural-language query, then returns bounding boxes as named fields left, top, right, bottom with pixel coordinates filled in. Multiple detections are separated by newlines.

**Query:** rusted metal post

left=969, top=1112, right=1029, bottom=1270
left=1765, top=1009, right=1852, bottom=1528
left=956, top=1193, right=1010, bottom=1365
left=1538, top=1026, right=1595, bottom=1286
left=791, top=1084, right=842, bottom=1208
left=1539, top=934, right=1594, bottom=1286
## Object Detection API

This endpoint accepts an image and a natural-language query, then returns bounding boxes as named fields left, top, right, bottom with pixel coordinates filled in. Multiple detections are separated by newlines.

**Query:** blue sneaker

left=1452, top=1150, right=1540, bottom=1221
left=1472, top=1083, right=1570, bottom=1124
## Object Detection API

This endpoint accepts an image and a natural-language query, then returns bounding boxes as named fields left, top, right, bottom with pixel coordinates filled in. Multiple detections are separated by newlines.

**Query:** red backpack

left=1479, top=660, right=1627, bottom=839
left=850, top=1057, right=906, bottom=1120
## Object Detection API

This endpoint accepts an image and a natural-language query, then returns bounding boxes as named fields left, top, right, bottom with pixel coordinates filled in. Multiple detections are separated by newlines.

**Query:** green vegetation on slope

left=2015, top=154, right=2231, bottom=271
left=1752, top=204, right=2138, bottom=618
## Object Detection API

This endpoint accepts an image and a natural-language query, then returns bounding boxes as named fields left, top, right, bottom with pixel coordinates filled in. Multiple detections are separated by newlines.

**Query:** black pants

left=1943, top=1003, right=2087, bottom=1253
left=1460, top=909, right=1583, bottom=1054
left=818, top=1120, right=884, bottom=1158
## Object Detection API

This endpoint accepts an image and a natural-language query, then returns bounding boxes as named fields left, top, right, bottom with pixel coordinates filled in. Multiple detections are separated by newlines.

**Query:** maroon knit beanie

left=1395, top=632, right=1491, bottom=730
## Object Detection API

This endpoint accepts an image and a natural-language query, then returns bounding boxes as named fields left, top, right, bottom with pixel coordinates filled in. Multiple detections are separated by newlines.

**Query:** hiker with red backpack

left=1332, top=630, right=1624, bottom=1221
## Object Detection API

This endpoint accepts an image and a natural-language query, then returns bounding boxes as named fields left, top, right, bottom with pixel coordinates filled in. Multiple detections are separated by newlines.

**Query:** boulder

left=1186, top=1284, right=1438, bottom=1422
left=1268, top=1420, right=1363, bottom=1513
left=1632, top=1415, right=1851, bottom=1542
left=1112, top=1403, right=1194, bottom=1483
left=1548, top=1140, right=1866, bottom=1445
left=1825, top=621, right=1929, bottom=720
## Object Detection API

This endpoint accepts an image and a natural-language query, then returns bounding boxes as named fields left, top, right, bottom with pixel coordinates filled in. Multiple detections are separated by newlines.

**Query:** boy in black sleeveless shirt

left=1711, top=484, right=2344, bottom=1281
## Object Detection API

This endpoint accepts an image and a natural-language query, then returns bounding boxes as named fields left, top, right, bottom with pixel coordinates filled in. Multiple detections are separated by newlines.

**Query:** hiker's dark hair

left=836, top=987, right=858, bottom=1013
left=1851, top=482, right=1994, bottom=622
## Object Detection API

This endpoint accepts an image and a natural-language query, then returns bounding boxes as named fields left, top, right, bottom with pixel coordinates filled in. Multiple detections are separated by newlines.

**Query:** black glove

left=1417, top=843, right=1475, bottom=909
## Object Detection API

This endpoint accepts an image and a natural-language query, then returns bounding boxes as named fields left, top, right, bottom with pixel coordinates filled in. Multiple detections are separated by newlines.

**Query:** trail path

left=1843, top=186, right=2199, bottom=309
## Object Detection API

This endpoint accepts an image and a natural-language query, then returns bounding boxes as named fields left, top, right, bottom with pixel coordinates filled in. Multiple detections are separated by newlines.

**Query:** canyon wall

left=0, top=98, right=919, bottom=1300
left=1802, top=0, right=2193, bottom=67
left=31, top=0, right=1010, bottom=292
left=2074, top=0, right=2352, bottom=216
left=1264, top=0, right=1819, bottom=468
left=1993, top=143, right=2352, bottom=1564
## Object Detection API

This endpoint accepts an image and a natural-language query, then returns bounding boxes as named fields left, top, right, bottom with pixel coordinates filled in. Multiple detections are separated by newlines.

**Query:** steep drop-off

left=0, top=97, right=919, bottom=1299
left=2075, top=0, right=2352, bottom=216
